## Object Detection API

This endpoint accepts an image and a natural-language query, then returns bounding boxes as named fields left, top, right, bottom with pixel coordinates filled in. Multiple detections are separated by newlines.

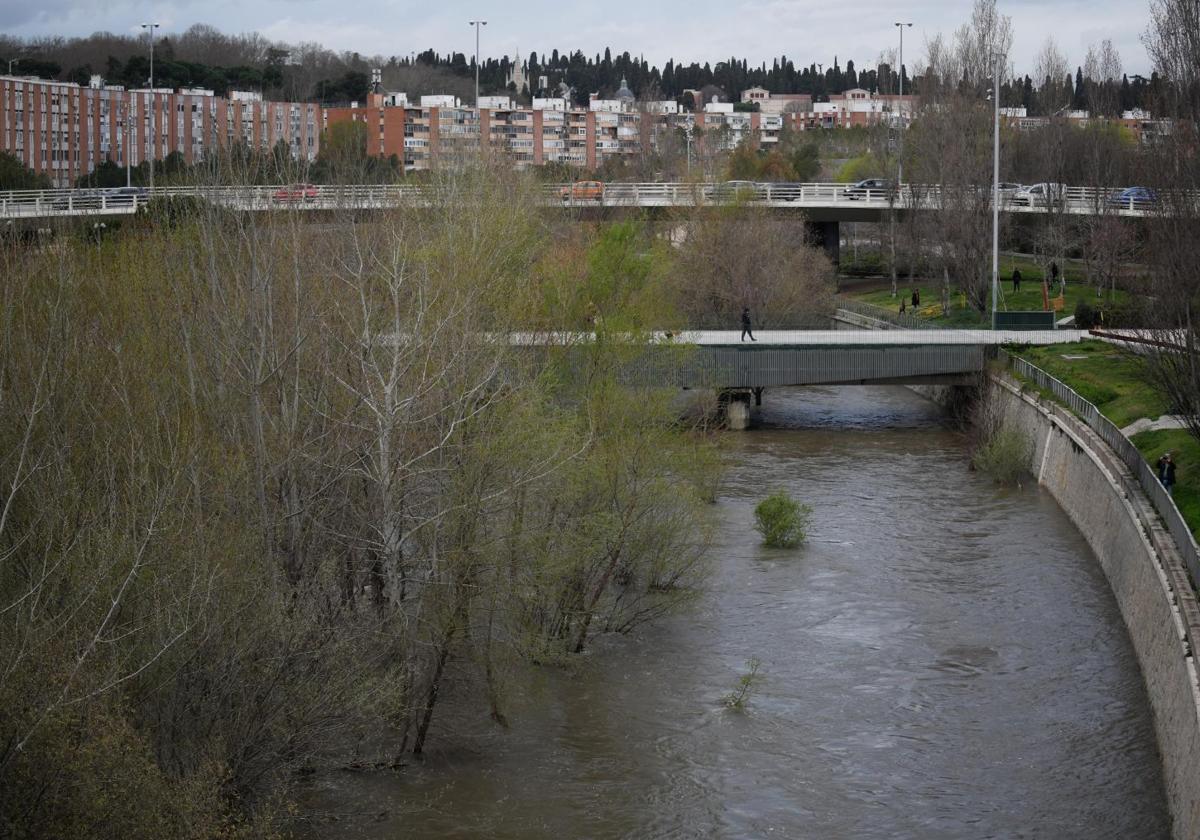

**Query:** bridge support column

left=726, top=399, right=750, bottom=430
left=719, top=389, right=754, bottom=430
left=807, top=220, right=840, bottom=266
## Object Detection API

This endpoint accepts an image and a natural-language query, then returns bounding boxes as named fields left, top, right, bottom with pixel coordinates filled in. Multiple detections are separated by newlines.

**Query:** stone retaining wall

left=992, top=375, right=1200, bottom=840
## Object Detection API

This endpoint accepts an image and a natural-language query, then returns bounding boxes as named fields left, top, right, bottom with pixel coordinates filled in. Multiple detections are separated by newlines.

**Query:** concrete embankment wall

left=989, top=376, right=1200, bottom=840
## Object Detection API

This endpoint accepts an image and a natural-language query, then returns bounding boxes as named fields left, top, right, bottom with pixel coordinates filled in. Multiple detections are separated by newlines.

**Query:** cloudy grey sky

left=1, top=0, right=1155, bottom=77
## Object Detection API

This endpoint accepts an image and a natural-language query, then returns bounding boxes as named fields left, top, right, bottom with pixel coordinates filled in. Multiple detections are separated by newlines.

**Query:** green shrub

left=972, top=424, right=1033, bottom=484
left=723, top=657, right=763, bottom=711
left=753, top=491, right=812, bottom=548
left=1074, top=300, right=1098, bottom=329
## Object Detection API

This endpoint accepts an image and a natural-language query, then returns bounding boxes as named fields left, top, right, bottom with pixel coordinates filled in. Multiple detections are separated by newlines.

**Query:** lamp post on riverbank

left=990, top=50, right=1002, bottom=329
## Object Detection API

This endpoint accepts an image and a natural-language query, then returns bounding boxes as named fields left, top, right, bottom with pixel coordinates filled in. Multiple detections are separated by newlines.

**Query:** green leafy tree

left=0, top=152, right=51, bottom=190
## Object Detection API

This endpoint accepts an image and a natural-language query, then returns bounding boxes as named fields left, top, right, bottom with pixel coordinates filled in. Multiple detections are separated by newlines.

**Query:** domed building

left=615, top=76, right=635, bottom=105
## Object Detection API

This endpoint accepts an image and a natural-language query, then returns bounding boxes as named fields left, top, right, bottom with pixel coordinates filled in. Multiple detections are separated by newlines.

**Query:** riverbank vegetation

left=970, top=380, right=1034, bottom=485
left=0, top=166, right=839, bottom=834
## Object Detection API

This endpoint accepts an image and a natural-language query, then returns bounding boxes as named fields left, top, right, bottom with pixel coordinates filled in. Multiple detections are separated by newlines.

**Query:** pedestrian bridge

left=525, top=328, right=1083, bottom=389
left=0, top=182, right=1166, bottom=223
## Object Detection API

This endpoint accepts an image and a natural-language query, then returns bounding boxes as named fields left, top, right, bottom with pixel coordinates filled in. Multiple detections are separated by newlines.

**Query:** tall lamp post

left=893, top=22, right=912, bottom=184
left=141, top=22, right=160, bottom=191
left=468, top=19, right=487, bottom=107
left=7, top=58, right=18, bottom=75
left=120, top=103, right=132, bottom=188
left=890, top=23, right=912, bottom=300
left=991, top=51, right=1003, bottom=329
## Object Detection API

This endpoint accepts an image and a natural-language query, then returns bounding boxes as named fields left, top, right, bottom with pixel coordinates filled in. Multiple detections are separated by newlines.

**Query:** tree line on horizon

left=1, top=24, right=1168, bottom=115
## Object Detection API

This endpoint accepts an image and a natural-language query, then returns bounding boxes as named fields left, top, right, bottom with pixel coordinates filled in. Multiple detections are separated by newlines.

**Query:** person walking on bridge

left=741, top=307, right=756, bottom=342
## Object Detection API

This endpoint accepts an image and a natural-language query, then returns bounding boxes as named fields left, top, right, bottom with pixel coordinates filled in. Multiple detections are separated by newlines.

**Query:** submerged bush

left=972, top=424, right=1034, bottom=484
left=753, top=491, right=812, bottom=548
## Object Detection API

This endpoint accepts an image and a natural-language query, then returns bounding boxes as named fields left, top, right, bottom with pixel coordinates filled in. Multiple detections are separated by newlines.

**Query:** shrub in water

left=753, top=491, right=812, bottom=548
left=972, top=424, right=1033, bottom=485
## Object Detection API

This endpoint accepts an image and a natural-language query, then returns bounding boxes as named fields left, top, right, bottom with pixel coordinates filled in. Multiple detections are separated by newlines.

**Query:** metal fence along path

left=1000, top=350, right=1200, bottom=588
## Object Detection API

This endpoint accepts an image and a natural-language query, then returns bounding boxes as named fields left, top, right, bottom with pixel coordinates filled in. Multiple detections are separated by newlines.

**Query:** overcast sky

left=2, top=0, right=1155, bottom=78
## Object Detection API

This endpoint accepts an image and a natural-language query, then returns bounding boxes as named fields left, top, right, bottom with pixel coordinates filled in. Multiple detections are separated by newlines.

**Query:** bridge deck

left=530, top=328, right=1082, bottom=388
left=512, top=329, right=1085, bottom=347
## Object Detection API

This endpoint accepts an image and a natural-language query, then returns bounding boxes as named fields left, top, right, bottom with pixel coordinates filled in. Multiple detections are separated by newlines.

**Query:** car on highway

left=104, top=186, right=149, bottom=206
left=761, top=182, right=805, bottom=201
left=842, top=178, right=891, bottom=200
left=1106, top=186, right=1158, bottom=209
left=996, top=181, right=1022, bottom=198
left=272, top=183, right=319, bottom=202
left=710, top=180, right=762, bottom=202
left=560, top=180, right=605, bottom=203
left=1012, top=182, right=1067, bottom=208
left=50, top=189, right=104, bottom=210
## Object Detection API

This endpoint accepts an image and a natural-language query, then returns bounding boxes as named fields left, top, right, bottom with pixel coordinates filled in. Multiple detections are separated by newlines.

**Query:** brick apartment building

left=2, top=68, right=1171, bottom=185
left=1, top=73, right=320, bottom=187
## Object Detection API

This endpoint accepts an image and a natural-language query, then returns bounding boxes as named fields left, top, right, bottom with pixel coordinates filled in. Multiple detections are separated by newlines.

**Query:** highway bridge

left=0, top=182, right=1166, bottom=224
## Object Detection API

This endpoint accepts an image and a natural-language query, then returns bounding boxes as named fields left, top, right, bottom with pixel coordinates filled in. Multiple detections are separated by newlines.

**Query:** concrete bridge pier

left=719, top=389, right=755, bottom=430
left=806, top=220, right=840, bottom=266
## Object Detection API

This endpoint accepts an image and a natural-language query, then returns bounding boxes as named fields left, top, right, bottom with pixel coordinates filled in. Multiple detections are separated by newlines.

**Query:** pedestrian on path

left=911, top=288, right=921, bottom=307
left=1158, top=452, right=1177, bottom=495
left=741, top=307, right=756, bottom=342
left=1050, top=260, right=1061, bottom=293
left=1012, top=268, right=1022, bottom=292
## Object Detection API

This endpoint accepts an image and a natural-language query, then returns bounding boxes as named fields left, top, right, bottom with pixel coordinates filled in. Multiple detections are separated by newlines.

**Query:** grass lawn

left=1016, top=340, right=1169, bottom=429
left=1131, top=428, right=1200, bottom=541
left=849, top=282, right=1127, bottom=328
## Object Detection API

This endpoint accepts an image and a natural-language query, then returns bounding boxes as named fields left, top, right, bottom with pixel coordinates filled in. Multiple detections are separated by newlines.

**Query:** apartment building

left=1, top=73, right=320, bottom=187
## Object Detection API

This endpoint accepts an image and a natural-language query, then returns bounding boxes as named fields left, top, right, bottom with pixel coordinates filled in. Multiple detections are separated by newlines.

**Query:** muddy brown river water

left=299, top=385, right=1168, bottom=839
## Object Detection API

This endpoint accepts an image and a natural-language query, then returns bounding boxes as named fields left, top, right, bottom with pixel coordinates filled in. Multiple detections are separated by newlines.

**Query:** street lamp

left=468, top=20, right=487, bottom=107
left=7, top=58, right=18, bottom=76
left=683, top=121, right=693, bottom=175
left=141, top=22, right=160, bottom=191
left=990, top=51, right=1003, bottom=329
left=893, top=22, right=912, bottom=185
left=120, top=103, right=131, bottom=188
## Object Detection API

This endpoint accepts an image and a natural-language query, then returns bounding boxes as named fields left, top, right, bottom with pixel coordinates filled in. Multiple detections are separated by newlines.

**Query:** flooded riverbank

left=299, top=385, right=1168, bottom=839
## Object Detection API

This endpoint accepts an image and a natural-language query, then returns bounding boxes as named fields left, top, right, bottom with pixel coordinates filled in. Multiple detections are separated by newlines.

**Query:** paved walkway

left=1121, top=415, right=1189, bottom=436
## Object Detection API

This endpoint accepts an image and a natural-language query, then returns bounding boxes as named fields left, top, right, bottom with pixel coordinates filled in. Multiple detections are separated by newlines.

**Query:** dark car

left=105, top=186, right=149, bottom=207
left=1106, top=186, right=1158, bottom=209
left=843, top=178, right=891, bottom=200
left=51, top=189, right=103, bottom=210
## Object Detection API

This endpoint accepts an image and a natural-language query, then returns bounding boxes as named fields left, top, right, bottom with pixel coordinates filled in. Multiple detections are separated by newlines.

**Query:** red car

left=272, top=183, right=319, bottom=202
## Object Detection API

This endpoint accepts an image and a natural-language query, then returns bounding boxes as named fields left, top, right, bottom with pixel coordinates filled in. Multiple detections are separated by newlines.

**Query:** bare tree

left=669, top=204, right=835, bottom=328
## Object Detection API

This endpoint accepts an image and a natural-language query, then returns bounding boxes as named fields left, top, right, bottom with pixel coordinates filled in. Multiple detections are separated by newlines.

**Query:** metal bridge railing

left=835, top=297, right=943, bottom=330
left=998, top=350, right=1200, bottom=589
left=0, top=182, right=1189, bottom=220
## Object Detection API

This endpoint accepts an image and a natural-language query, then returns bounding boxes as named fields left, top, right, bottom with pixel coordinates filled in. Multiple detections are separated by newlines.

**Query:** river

left=299, top=385, right=1168, bottom=839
